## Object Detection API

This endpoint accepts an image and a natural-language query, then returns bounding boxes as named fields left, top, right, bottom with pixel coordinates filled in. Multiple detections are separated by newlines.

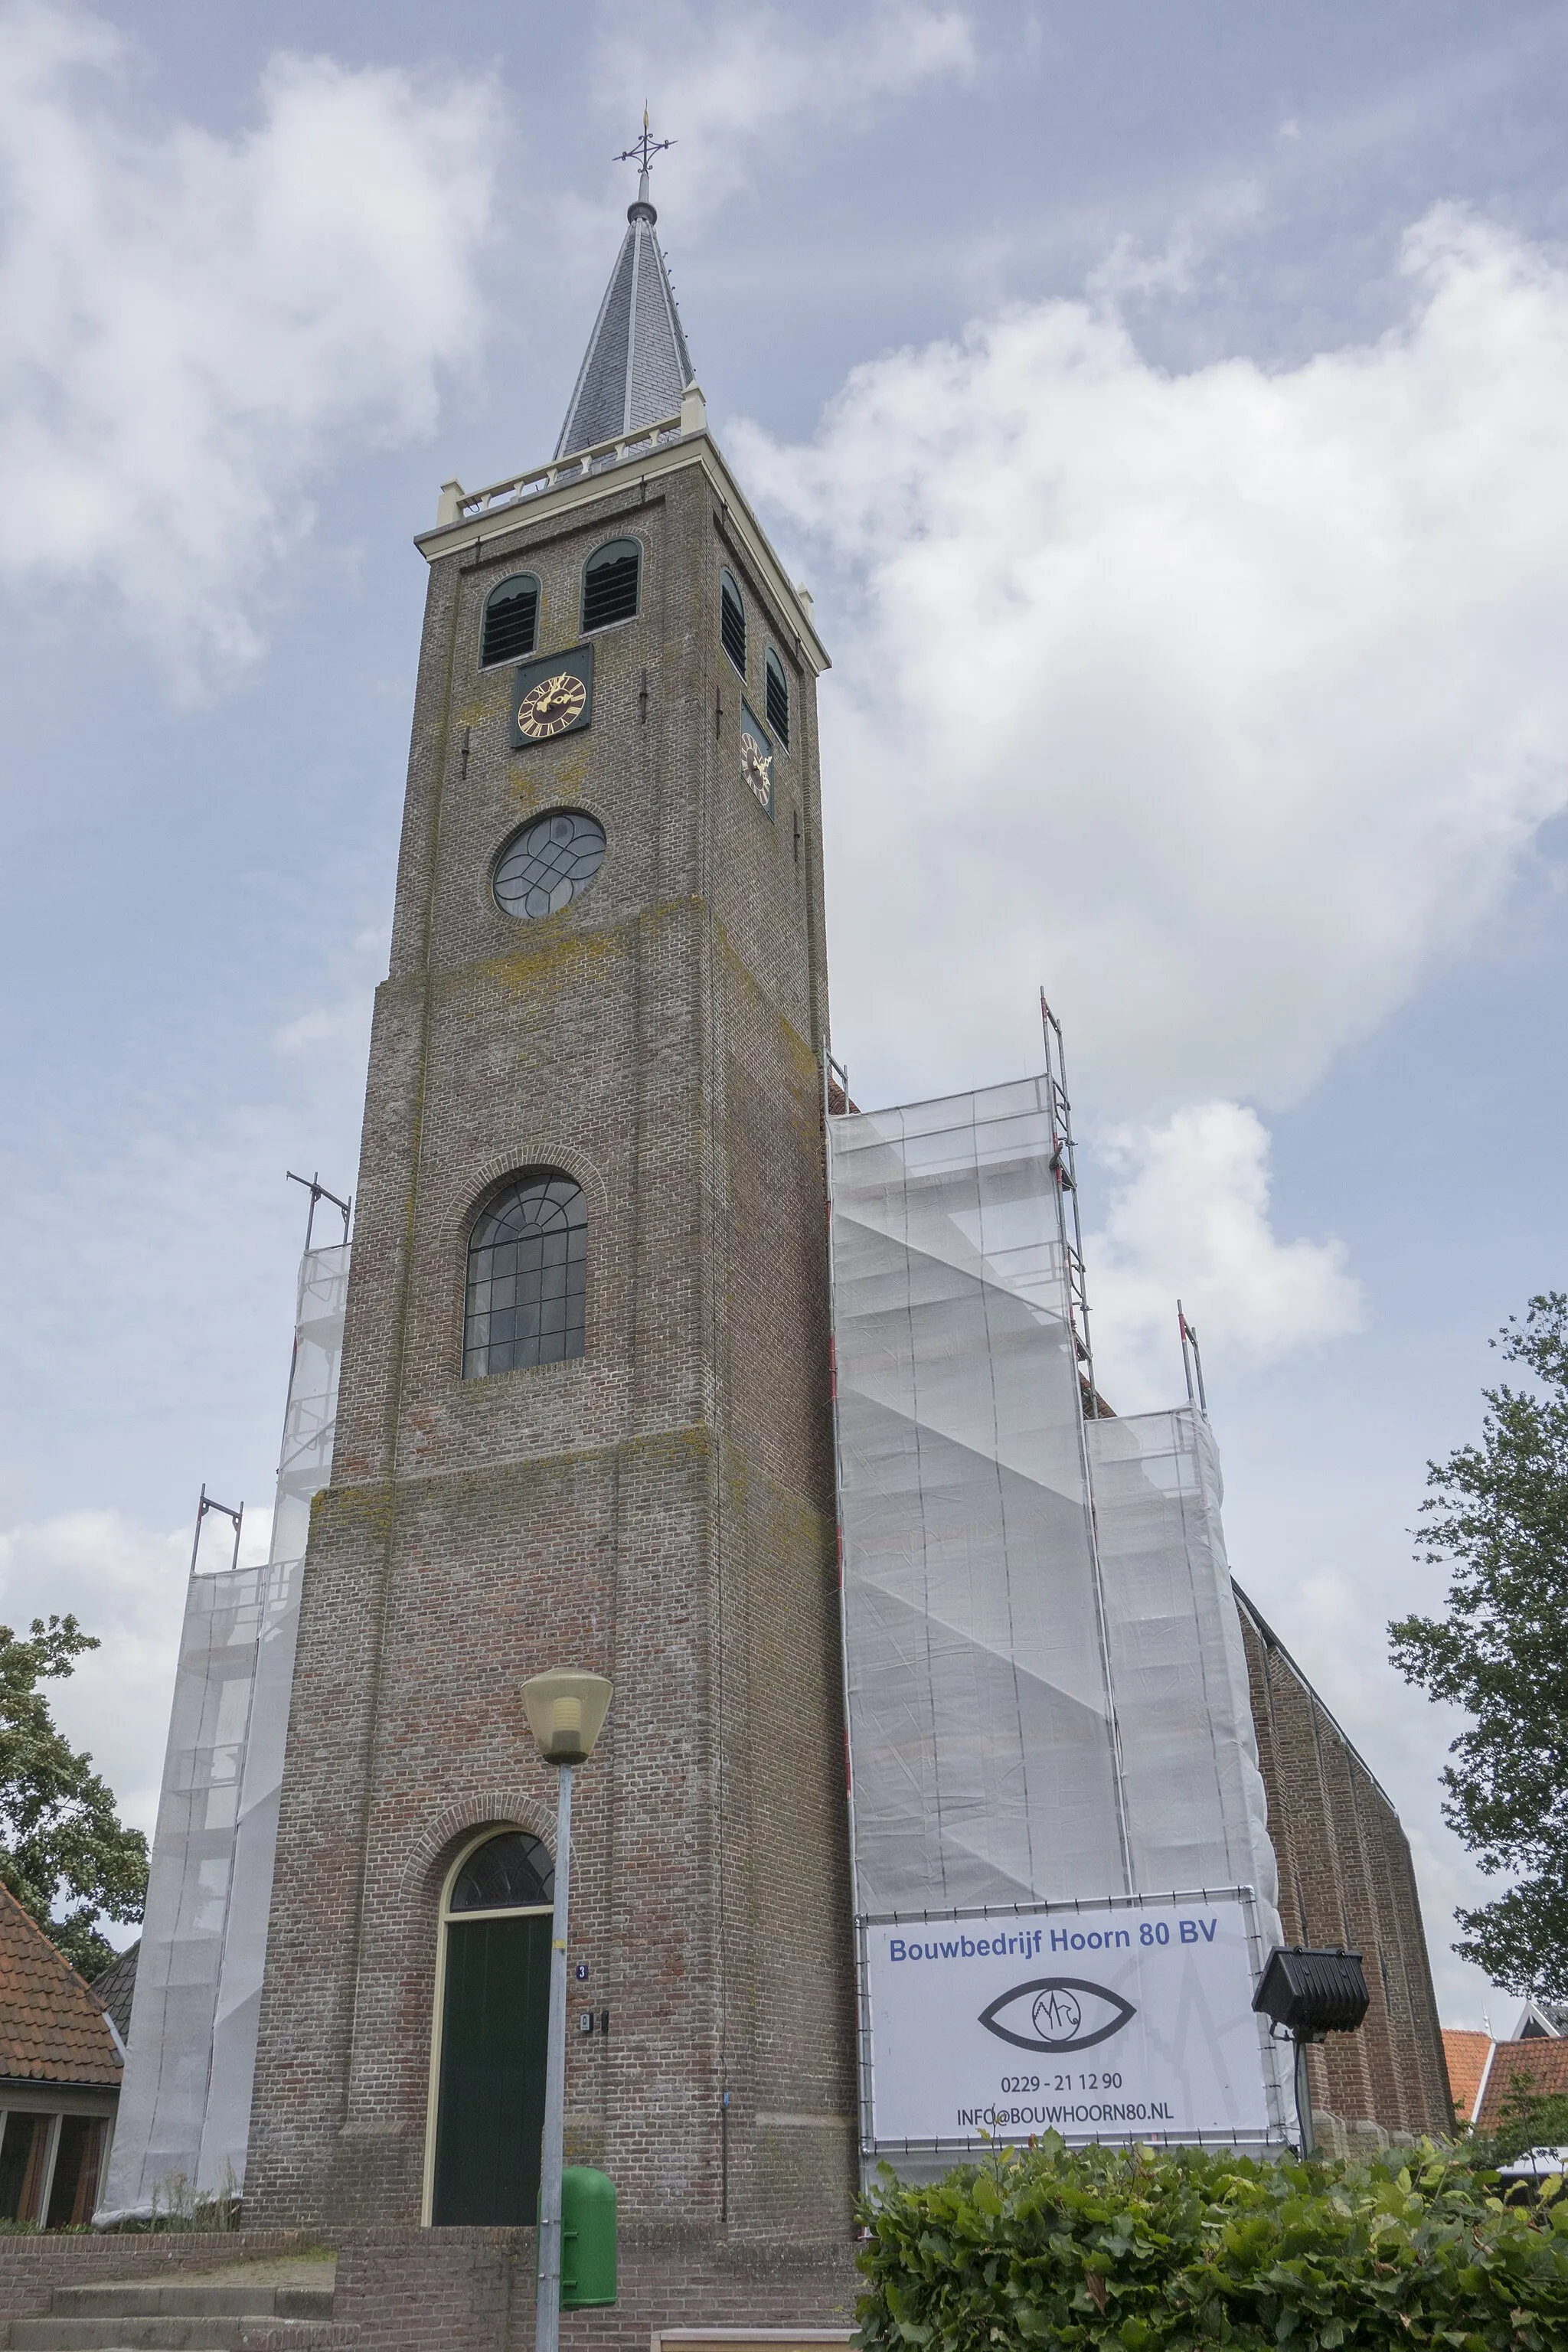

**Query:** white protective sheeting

left=828, top=1076, right=1290, bottom=2151
left=1089, top=1407, right=1281, bottom=1921
left=827, top=1080, right=1130, bottom=1913
left=99, top=1243, right=348, bottom=2217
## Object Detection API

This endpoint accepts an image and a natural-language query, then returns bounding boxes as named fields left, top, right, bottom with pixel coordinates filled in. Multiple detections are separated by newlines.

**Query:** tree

left=1464, top=2069, right=1568, bottom=2167
left=0, top=1614, right=149, bottom=1980
left=1389, top=1292, right=1568, bottom=2001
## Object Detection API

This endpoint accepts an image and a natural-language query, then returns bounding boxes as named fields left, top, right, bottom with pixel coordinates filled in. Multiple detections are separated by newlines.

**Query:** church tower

left=243, top=151, right=855, bottom=2253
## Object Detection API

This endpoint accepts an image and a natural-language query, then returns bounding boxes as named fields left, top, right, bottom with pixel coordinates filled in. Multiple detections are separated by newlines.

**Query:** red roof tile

left=1443, top=2027, right=1493, bottom=2124
left=1475, top=2034, right=1568, bottom=2132
left=0, top=1886, right=122, bottom=2087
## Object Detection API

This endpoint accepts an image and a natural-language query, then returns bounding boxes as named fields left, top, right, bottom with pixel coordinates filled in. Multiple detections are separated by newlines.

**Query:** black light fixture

left=1253, top=1947, right=1370, bottom=2156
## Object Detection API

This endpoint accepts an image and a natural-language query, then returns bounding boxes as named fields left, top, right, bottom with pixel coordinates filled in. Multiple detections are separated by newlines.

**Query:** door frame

left=420, top=1824, right=553, bottom=2226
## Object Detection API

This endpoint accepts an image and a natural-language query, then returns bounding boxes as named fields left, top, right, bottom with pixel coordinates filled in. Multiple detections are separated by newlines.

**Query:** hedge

left=853, top=2136, right=1568, bottom=2350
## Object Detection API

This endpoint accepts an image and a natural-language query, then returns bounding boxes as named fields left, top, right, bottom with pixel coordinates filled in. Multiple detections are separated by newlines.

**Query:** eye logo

left=978, top=1977, right=1137, bottom=2053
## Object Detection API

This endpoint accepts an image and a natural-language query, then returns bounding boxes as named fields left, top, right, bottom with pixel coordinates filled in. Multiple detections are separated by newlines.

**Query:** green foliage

left=1388, top=1292, right=1568, bottom=1999
left=853, top=2138, right=1568, bottom=2350
left=0, top=1615, right=148, bottom=1979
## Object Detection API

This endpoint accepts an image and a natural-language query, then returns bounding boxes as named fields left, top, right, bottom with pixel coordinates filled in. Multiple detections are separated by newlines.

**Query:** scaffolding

left=98, top=1239, right=348, bottom=2219
left=826, top=1057, right=1290, bottom=2161
left=826, top=1077, right=1130, bottom=1916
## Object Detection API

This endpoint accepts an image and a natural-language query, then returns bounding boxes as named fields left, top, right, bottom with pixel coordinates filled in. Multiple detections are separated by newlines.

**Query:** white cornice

left=413, top=416, right=828, bottom=675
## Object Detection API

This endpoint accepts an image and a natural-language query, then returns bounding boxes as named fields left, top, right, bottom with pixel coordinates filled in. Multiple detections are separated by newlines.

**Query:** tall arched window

left=481, top=573, right=540, bottom=667
left=765, top=648, right=790, bottom=746
left=464, top=1174, right=586, bottom=1376
left=429, top=1830, right=554, bottom=2225
left=720, top=570, right=746, bottom=675
left=581, top=539, right=639, bottom=631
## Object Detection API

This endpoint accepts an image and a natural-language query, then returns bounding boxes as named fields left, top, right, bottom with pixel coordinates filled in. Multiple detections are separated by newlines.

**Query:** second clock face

left=509, top=643, right=594, bottom=748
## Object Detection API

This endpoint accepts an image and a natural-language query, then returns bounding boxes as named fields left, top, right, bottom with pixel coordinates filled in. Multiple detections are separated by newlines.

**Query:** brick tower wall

left=1236, top=1589, right=1454, bottom=2143
left=244, top=452, right=856, bottom=2236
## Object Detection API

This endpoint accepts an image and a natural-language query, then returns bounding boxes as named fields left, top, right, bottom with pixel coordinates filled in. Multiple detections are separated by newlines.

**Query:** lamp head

left=1252, top=1946, right=1370, bottom=2040
left=521, top=1669, right=613, bottom=1766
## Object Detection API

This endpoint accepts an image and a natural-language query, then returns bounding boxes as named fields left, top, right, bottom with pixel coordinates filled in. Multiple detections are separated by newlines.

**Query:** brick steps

left=4, top=2268, right=345, bottom=2351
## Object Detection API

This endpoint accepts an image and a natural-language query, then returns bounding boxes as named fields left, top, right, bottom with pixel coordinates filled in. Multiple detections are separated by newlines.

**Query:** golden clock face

left=516, top=671, right=588, bottom=740
left=740, top=727, right=773, bottom=811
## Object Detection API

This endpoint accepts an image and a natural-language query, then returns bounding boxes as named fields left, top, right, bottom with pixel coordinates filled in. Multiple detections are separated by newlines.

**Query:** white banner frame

left=857, top=1886, right=1289, bottom=2159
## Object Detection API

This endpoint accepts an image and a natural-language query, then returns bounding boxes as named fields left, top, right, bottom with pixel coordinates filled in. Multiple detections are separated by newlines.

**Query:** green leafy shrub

left=854, top=2135, right=1568, bottom=2350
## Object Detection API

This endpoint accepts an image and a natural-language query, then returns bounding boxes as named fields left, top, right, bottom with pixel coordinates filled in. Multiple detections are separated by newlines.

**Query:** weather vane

left=616, top=106, right=675, bottom=178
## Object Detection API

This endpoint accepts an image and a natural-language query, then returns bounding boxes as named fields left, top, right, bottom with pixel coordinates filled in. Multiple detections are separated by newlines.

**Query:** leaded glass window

left=494, top=811, right=606, bottom=920
left=449, top=1830, right=554, bottom=1912
left=464, top=1175, right=586, bottom=1376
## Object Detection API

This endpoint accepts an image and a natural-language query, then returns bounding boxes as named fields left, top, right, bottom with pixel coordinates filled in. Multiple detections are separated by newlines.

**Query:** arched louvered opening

left=720, top=570, right=746, bottom=676
left=765, top=648, right=790, bottom=746
left=482, top=574, right=540, bottom=667
left=582, top=539, right=640, bottom=631
left=464, top=1174, right=587, bottom=1375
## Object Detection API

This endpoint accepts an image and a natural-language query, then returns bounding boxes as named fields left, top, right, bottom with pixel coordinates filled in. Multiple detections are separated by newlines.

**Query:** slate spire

left=556, top=119, right=695, bottom=461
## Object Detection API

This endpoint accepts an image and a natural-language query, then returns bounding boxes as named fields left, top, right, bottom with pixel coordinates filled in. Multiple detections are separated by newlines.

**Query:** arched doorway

left=427, top=1828, right=553, bottom=2224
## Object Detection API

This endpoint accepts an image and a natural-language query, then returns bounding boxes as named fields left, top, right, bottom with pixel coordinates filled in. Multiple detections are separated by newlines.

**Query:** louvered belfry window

left=765, top=648, right=789, bottom=746
left=482, top=575, right=540, bottom=667
left=464, top=1174, right=586, bottom=1375
left=582, top=540, right=640, bottom=631
left=720, top=570, right=746, bottom=675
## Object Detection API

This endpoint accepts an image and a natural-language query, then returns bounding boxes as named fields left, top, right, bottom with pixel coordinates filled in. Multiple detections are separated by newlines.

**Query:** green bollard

left=560, top=2166, right=617, bottom=2308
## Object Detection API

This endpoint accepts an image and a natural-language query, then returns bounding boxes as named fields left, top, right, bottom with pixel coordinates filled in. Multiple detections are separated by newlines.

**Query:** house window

left=582, top=540, right=639, bottom=631
left=765, top=648, right=789, bottom=746
left=481, top=574, right=540, bottom=667
left=0, top=2110, right=108, bottom=2227
left=720, top=570, right=746, bottom=675
left=463, top=1174, right=586, bottom=1376
left=429, top=1831, right=554, bottom=2226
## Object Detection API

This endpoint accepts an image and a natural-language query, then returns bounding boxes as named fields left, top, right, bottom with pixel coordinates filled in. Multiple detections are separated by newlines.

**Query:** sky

left=1, top=0, right=1566, bottom=2031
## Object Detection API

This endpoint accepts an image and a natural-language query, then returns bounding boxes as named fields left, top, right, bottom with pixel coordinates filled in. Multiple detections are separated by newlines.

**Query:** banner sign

left=861, top=1890, right=1273, bottom=2149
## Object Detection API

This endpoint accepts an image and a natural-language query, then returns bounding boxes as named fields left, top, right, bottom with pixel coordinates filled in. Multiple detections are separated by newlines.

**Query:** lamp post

left=521, top=1669, right=612, bottom=2352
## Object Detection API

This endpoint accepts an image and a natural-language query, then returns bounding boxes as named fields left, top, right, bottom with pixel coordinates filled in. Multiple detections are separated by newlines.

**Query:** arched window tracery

left=463, top=1174, right=586, bottom=1376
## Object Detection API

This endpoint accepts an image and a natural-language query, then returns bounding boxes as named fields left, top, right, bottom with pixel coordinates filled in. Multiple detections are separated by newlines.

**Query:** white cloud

left=0, top=2, right=498, bottom=691
left=736, top=203, right=1568, bottom=1119
left=588, top=0, right=975, bottom=220
left=0, top=1511, right=190, bottom=1853
left=1086, top=1102, right=1362, bottom=1408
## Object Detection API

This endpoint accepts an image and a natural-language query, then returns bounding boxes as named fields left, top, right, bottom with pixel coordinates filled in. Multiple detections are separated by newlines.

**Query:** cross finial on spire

left=616, top=106, right=675, bottom=217
left=615, top=105, right=675, bottom=179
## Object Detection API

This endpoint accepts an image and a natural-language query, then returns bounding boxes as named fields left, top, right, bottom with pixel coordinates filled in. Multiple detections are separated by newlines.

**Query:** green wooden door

left=432, top=1910, right=550, bottom=2224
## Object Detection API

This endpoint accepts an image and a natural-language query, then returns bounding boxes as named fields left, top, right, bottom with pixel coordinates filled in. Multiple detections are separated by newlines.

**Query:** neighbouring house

left=1444, top=2004, right=1568, bottom=2135
left=0, top=1890, right=122, bottom=2226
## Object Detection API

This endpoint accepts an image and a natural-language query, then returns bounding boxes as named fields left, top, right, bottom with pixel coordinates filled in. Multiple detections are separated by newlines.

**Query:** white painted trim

left=416, top=431, right=828, bottom=676
left=1472, top=2034, right=1499, bottom=2127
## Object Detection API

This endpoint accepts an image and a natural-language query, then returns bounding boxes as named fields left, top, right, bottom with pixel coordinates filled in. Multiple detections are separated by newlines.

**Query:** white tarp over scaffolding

left=828, top=1079, right=1127, bottom=1913
left=827, top=1075, right=1288, bottom=2154
left=1089, top=1407, right=1279, bottom=1909
left=99, top=1243, right=348, bottom=2217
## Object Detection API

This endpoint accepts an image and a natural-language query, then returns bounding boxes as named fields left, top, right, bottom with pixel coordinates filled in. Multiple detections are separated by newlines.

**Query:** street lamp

left=521, top=1669, right=612, bottom=2352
